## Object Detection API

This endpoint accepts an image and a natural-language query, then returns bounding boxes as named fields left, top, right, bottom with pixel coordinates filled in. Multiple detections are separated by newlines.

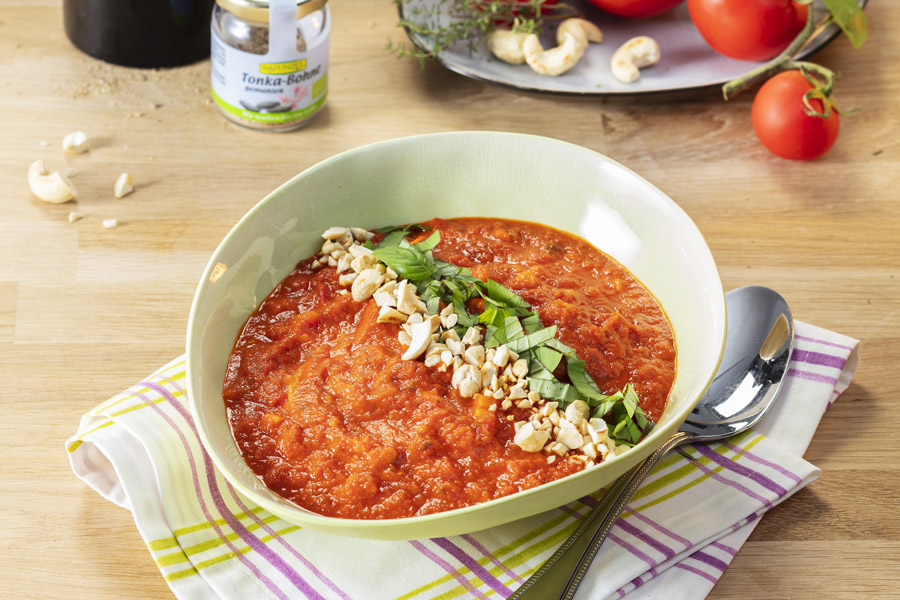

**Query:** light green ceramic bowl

left=186, top=131, right=726, bottom=541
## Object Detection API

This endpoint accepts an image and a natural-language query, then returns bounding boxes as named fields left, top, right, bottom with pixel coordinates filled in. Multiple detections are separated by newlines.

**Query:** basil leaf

left=484, top=325, right=503, bottom=349
left=451, top=297, right=477, bottom=328
left=479, top=307, right=509, bottom=328
left=544, top=337, right=575, bottom=356
left=372, top=246, right=435, bottom=282
left=377, top=229, right=412, bottom=249
left=823, top=0, right=868, bottom=49
left=506, top=326, right=557, bottom=353
left=566, top=359, right=597, bottom=395
left=503, top=315, right=524, bottom=342
left=434, top=259, right=464, bottom=278
left=414, top=230, right=441, bottom=251
left=363, top=239, right=376, bottom=250
left=372, top=223, right=430, bottom=234
left=521, top=314, right=543, bottom=334
left=527, top=377, right=581, bottom=406
left=526, top=357, right=556, bottom=381
left=534, top=345, right=563, bottom=373
left=485, top=279, right=531, bottom=310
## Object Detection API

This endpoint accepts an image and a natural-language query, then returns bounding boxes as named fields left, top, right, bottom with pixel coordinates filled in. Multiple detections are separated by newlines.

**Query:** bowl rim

left=186, top=131, right=727, bottom=537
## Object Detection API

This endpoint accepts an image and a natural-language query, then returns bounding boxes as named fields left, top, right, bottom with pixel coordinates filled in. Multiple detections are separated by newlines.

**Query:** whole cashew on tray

left=487, top=18, right=603, bottom=77
left=611, top=36, right=660, bottom=83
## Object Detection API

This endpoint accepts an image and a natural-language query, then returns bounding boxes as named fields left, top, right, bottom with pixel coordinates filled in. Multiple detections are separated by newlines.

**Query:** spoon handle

left=506, top=466, right=637, bottom=600
left=557, top=430, right=694, bottom=600
left=508, top=430, right=694, bottom=600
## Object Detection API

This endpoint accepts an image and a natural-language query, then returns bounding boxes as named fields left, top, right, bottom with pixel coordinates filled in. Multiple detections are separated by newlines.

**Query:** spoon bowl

left=510, top=285, right=794, bottom=600
left=682, top=285, right=793, bottom=438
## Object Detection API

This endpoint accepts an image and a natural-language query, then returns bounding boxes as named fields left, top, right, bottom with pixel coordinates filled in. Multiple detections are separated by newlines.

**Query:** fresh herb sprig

left=388, top=0, right=570, bottom=67
left=371, top=224, right=654, bottom=445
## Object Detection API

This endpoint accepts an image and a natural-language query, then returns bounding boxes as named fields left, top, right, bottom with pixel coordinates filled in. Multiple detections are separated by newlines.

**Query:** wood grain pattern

left=0, top=1, right=897, bottom=598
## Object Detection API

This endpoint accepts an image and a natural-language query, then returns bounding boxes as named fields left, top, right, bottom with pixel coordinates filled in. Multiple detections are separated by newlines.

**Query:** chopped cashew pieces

left=102, top=218, right=118, bottom=229
left=62, top=131, right=90, bottom=154
left=114, top=172, right=134, bottom=198
left=523, top=32, right=584, bottom=77
left=487, top=28, right=529, bottom=64
left=316, top=224, right=632, bottom=466
left=611, top=36, right=660, bottom=83
left=28, top=159, right=77, bottom=203
left=514, top=422, right=551, bottom=453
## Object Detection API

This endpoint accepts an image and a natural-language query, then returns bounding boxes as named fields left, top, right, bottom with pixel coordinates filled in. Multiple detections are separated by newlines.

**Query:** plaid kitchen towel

left=67, top=321, right=858, bottom=600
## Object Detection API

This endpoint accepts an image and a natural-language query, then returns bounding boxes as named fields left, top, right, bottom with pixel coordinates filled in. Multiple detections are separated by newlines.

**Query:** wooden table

left=1, top=1, right=897, bottom=598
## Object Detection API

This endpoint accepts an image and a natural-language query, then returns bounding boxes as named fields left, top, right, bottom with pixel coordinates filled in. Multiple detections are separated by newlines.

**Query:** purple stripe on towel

left=461, top=534, right=524, bottom=585
left=163, top=378, right=352, bottom=600
left=409, top=540, right=487, bottom=599
left=688, top=453, right=773, bottom=509
left=787, top=367, right=839, bottom=386
left=143, top=381, right=326, bottom=600
left=614, top=518, right=677, bottom=560
left=560, top=504, right=585, bottom=520
left=711, top=541, right=738, bottom=556
left=226, top=487, right=353, bottom=600
left=431, top=537, right=513, bottom=597
left=723, top=443, right=803, bottom=485
left=625, top=507, right=693, bottom=549
left=135, top=387, right=291, bottom=600
left=795, top=334, right=854, bottom=351
left=608, top=532, right=656, bottom=567
left=675, top=562, right=719, bottom=584
left=791, top=349, right=847, bottom=370
left=693, top=445, right=789, bottom=497
left=690, top=550, right=730, bottom=573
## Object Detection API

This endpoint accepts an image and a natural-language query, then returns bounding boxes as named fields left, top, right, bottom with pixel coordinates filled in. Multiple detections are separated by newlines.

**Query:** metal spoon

left=509, top=285, right=794, bottom=600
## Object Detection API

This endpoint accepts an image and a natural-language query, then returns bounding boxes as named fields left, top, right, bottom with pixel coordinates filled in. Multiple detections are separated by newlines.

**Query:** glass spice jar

left=211, top=0, right=330, bottom=131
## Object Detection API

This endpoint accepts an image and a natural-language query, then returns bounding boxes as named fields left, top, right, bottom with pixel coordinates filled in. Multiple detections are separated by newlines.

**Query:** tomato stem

left=722, top=8, right=827, bottom=101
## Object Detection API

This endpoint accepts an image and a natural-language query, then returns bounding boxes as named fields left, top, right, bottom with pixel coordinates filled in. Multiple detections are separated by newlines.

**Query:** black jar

left=63, top=0, right=214, bottom=68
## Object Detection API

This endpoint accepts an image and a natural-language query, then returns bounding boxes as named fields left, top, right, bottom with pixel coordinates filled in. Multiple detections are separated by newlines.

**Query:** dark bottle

left=63, top=0, right=214, bottom=68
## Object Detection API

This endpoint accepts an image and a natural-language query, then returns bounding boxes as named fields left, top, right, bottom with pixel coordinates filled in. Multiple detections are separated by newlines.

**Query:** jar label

left=210, top=5, right=329, bottom=126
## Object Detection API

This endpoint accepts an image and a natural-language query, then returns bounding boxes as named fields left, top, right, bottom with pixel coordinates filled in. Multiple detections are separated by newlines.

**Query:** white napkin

left=67, top=321, right=858, bottom=600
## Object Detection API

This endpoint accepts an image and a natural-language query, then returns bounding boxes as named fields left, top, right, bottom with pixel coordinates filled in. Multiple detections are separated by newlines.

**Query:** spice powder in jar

left=211, top=0, right=329, bottom=131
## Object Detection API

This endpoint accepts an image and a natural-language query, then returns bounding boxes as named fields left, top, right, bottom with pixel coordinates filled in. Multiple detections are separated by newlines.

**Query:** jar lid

left=216, top=0, right=327, bottom=22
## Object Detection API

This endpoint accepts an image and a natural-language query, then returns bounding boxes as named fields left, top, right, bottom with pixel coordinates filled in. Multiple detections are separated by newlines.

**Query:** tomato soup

left=223, top=218, right=675, bottom=519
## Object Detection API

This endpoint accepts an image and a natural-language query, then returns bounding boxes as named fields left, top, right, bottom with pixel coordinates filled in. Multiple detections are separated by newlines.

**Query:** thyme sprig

left=388, top=0, right=572, bottom=67
left=372, top=224, right=655, bottom=445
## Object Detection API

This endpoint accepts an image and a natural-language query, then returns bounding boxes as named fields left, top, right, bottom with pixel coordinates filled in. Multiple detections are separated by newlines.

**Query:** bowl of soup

left=186, top=131, right=726, bottom=540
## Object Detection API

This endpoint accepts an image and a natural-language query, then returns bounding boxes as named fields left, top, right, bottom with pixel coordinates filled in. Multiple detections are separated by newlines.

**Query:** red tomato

left=688, top=0, right=807, bottom=62
left=586, top=0, right=684, bottom=18
left=751, top=70, right=840, bottom=160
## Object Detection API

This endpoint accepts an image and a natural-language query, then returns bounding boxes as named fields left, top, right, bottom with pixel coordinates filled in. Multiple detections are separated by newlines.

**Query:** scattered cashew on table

left=486, top=17, right=659, bottom=82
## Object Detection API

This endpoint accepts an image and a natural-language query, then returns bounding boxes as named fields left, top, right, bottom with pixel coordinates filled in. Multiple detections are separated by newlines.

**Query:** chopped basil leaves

left=372, top=222, right=656, bottom=445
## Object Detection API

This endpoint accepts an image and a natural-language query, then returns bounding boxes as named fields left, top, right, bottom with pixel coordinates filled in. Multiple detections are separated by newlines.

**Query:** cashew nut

left=114, top=172, right=134, bottom=198
left=523, top=32, right=584, bottom=77
left=402, top=316, right=441, bottom=361
left=62, top=131, right=90, bottom=154
left=514, top=422, right=550, bottom=453
left=376, top=306, right=408, bottom=325
left=564, top=399, right=590, bottom=426
left=487, top=28, right=529, bottom=64
left=611, top=36, right=660, bottom=83
left=28, top=159, right=77, bottom=203
left=451, top=363, right=483, bottom=398
left=556, top=418, right=584, bottom=450
left=556, top=18, right=603, bottom=50
left=351, top=268, right=384, bottom=302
